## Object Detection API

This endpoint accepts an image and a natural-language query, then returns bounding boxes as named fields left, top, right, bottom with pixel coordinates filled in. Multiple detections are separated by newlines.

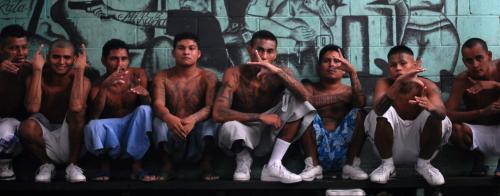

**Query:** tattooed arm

left=445, top=73, right=489, bottom=122
left=349, top=70, right=366, bottom=108
left=69, top=44, right=91, bottom=113
left=276, top=67, right=310, bottom=102
left=152, top=71, right=187, bottom=138
left=212, top=67, right=262, bottom=123
left=87, top=84, right=106, bottom=120
left=186, top=71, right=218, bottom=123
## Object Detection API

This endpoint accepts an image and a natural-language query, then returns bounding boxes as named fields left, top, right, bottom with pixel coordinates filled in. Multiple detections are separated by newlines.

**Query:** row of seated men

left=0, top=25, right=499, bottom=186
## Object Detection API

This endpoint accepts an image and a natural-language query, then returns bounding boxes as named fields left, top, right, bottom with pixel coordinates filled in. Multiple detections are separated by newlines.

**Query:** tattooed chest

left=164, top=83, right=205, bottom=115
left=234, top=80, right=282, bottom=111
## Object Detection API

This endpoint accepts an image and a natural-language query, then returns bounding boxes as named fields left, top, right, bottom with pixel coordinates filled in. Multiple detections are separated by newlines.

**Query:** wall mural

left=1, top=0, right=497, bottom=99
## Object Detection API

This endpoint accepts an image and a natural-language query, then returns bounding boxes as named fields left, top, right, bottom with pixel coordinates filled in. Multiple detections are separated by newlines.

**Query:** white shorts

left=218, top=90, right=316, bottom=156
left=0, top=118, right=21, bottom=155
left=30, top=113, right=70, bottom=164
left=466, top=123, right=500, bottom=156
left=364, top=107, right=452, bottom=164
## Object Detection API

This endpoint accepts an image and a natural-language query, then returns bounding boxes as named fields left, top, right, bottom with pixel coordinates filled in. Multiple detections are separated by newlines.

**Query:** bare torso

left=160, top=67, right=216, bottom=118
left=306, top=83, right=352, bottom=131
left=385, top=77, right=436, bottom=120
left=39, top=72, right=76, bottom=124
left=95, top=68, right=146, bottom=118
left=232, top=65, right=285, bottom=113
left=461, top=63, right=500, bottom=125
left=0, top=67, right=30, bottom=119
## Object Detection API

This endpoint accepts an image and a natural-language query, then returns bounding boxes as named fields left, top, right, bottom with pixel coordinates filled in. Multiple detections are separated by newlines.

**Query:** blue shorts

left=313, top=108, right=359, bottom=171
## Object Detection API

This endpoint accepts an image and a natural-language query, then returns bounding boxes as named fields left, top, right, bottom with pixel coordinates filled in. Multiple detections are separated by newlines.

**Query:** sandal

left=470, top=165, right=489, bottom=177
left=202, top=171, right=220, bottom=181
left=93, top=171, right=110, bottom=181
left=159, top=171, right=176, bottom=181
left=130, top=170, right=159, bottom=182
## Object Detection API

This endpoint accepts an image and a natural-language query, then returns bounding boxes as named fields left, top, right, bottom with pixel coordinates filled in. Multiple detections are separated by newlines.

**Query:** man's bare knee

left=451, top=123, right=472, bottom=150
left=18, top=119, right=42, bottom=142
left=280, top=119, right=301, bottom=142
left=424, top=117, right=443, bottom=137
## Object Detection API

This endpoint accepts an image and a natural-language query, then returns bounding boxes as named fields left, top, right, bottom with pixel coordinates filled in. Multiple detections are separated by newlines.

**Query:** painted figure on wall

left=389, top=0, right=460, bottom=77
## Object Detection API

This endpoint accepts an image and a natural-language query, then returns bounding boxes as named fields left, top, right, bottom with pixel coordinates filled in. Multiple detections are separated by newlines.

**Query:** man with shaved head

left=447, top=38, right=500, bottom=177
left=18, top=39, right=91, bottom=183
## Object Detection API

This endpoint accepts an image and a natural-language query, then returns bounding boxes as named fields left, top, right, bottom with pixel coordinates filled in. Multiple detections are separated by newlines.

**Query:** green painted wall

left=0, top=0, right=498, bottom=98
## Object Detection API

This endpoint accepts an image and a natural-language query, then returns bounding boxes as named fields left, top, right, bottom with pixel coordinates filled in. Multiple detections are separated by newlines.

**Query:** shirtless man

left=446, top=38, right=500, bottom=177
left=0, top=25, right=30, bottom=181
left=301, top=44, right=368, bottom=180
left=365, top=45, right=451, bottom=185
left=18, top=39, right=91, bottom=183
left=213, top=30, right=317, bottom=184
left=84, top=39, right=157, bottom=182
left=153, top=32, right=219, bottom=181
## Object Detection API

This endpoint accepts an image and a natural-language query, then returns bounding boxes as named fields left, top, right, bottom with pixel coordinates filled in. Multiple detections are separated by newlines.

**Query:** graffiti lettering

left=115, top=12, right=167, bottom=27
left=0, top=0, right=27, bottom=15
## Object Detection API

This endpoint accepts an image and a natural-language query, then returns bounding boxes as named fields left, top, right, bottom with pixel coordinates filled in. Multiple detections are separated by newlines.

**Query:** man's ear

left=487, top=51, right=492, bottom=61
left=246, top=46, right=253, bottom=55
left=415, top=59, right=423, bottom=68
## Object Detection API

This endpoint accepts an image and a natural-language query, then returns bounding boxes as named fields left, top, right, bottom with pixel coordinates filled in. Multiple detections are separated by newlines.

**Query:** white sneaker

left=233, top=151, right=252, bottom=181
left=35, top=163, right=55, bottom=183
left=369, top=163, right=395, bottom=184
left=299, top=157, right=323, bottom=181
left=326, top=189, right=366, bottom=196
left=261, top=161, right=302, bottom=184
left=342, top=164, right=368, bottom=180
left=415, top=162, right=445, bottom=186
left=0, top=159, right=15, bottom=181
left=65, top=163, right=86, bottom=183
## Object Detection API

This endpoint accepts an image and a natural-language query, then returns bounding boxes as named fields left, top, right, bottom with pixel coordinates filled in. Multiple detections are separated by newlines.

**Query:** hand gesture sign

left=86, top=4, right=111, bottom=19
left=290, top=26, right=315, bottom=42
left=395, top=66, right=426, bottom=89
left=102, top=66, right=128, bottom=88
left=31, top=44, right=45, bottom=71
left=333, top=48, right=355, bottom=74
left=408, top=86, right=438, bottom=112
left=129, top=72, right=149, bottom=96
left=247, top=50, right=281, bottom=79
left=481, top=98, right=500, bottom=116
left=74, top=44, right=88, bottom=70
left=466, top=77, right=498, bottom=94
left=319, top=1, right=336, bottom=27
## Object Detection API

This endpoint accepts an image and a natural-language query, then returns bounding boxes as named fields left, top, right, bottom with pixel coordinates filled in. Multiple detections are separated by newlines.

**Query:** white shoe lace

left=374, top=164, right=392, bottom=177
left=38, top=164, right=53, bottom=174
left=68, top=164, right=84, bottom=176
left=418, top=163, right=441, bottom=180
left=271, top=163, right=294, bottom=178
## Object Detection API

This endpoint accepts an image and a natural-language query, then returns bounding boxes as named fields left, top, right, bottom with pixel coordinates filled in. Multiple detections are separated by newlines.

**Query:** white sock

left=268, top=138, right=290, bottom=165
left=417, top=158, right=430, bottom=168
left=381, top=157, right=394, bottom=166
